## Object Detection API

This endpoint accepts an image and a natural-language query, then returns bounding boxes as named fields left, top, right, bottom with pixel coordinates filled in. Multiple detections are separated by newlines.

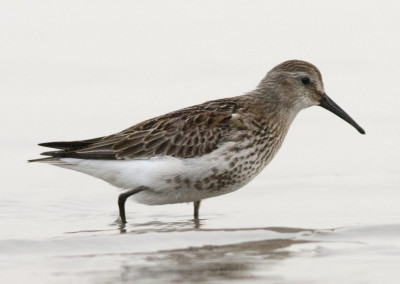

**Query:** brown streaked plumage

left=38, top=99, right=240, bottom=160
left=30, top=60, right=365, bottom=223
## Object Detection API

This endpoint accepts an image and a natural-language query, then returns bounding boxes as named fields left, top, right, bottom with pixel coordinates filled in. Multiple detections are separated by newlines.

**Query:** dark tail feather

left=40, top=150, right=63, bottom=156
left=32, top=136, right=115, bottom=160
left=39, top=138, right=100, bottom=151
left=36, top=150, right=115, bottom=160
left=28, top=157, right=59, bottom=163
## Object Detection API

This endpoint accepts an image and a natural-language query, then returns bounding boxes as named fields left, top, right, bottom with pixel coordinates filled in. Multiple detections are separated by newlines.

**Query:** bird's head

left=258, top=60, right=365, bottom=134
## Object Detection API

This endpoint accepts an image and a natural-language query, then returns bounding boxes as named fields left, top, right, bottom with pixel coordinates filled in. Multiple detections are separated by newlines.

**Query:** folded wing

left=34, top=99, right=238, bottom=161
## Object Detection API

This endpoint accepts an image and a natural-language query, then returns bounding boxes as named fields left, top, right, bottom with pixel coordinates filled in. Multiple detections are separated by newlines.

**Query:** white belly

left=53, top=141, right=271, bottom=205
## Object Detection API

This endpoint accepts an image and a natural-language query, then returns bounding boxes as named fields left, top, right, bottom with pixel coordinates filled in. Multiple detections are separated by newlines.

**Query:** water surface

left=1, top=1, right=400, bottom=283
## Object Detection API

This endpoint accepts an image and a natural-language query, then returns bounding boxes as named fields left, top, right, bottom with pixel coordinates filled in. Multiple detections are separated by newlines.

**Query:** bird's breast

left=131, top=128, right=289, bottom=205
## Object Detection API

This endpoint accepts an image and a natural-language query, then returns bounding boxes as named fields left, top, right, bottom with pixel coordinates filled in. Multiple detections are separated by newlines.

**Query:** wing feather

left=38, top=99, right=240, bottom=160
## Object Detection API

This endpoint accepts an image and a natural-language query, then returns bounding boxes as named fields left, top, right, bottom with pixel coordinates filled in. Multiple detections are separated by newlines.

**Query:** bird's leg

left=193, top=200, right=201, bottom=219
left=118, top=186, right=146, bottom=223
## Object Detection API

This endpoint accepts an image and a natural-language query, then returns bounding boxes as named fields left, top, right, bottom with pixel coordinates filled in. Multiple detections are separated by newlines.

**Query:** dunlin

left=30, top=60, right=365, bottom=223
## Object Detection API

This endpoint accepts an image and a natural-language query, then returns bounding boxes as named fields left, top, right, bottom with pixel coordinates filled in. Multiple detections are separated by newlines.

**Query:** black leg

left=118, top=186, right=146, bottom=223
left=193, top=200, right=201, bottom=219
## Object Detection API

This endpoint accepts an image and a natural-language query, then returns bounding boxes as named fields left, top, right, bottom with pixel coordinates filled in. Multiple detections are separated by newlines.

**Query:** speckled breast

left=165, top=128, right=286, bottom=201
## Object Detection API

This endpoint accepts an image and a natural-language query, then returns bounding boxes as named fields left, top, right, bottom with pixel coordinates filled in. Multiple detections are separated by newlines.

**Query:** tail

left=28, top=157, right=62, bottom=163
left=28, top=137, right=105, bottom=162
left=38, top=139, right=99, bottom=150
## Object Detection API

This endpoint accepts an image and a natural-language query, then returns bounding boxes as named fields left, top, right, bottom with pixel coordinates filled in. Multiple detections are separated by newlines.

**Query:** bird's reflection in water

left=117, top=216, right=315, bottom=235
left=117, top=236, right=310, bottom=283
left=109, top=219, right=315, bottom=283
left=64, top=218, right=319, bottom=283
left=117, top=217, right=204, bottom=234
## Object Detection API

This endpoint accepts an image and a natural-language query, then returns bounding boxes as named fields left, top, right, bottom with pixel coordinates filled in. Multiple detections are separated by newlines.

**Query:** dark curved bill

left=320, top=94, right=365, bottom=134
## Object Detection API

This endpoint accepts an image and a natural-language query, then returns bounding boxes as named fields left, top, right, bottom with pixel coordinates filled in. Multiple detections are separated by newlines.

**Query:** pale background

left=1, top=1, right=399, bottom=283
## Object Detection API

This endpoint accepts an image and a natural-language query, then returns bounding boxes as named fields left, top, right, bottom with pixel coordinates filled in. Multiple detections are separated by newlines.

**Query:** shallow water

left=2, top=1, right=400, bottom=283
left=1, top=168, right=400, bottom=283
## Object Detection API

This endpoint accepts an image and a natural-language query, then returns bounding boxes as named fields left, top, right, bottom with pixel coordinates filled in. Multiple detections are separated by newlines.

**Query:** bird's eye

left=301, top=77, right=310, bottom=85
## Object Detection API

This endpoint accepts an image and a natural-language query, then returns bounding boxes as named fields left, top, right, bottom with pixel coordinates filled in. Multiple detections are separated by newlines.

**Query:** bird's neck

left=242, top=90, right=301, bottom=131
